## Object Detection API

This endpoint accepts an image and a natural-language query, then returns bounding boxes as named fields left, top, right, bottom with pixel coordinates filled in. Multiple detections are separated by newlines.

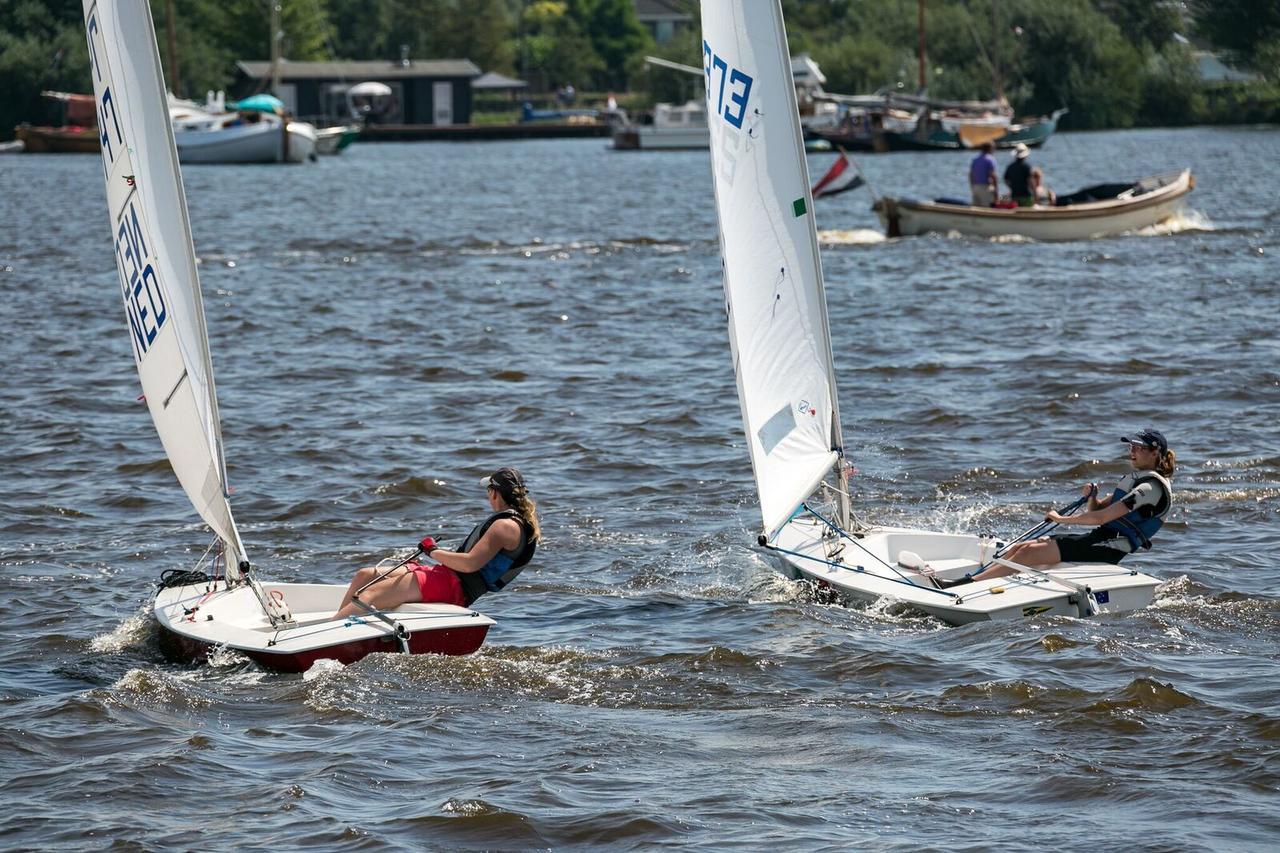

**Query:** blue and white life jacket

left=1101, top=470, right=1172, bottom=553
left=453, top=510, right=537, bottom=605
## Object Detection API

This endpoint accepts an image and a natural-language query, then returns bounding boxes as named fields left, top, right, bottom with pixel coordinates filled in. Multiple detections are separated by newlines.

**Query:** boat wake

left=88, top=612, right=152, bottom=653
left=1131, top=208, right=1214, bottom=236
left=817, top=228, right=886, bottom=245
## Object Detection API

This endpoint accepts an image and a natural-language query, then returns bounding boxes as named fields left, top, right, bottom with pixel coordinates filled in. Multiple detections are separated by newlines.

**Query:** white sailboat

left=82, top=0, right=492, bottom=670
left=700, top=0, right=1161, bottom=624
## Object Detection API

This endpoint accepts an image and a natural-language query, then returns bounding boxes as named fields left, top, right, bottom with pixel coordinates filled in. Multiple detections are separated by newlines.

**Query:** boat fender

left=896, top=550, right=930, bottom=574
left=1101, top=471, right=1172, bottom=552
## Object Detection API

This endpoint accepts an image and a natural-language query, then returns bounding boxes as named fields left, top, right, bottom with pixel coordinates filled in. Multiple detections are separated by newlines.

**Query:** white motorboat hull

left=771, top=517, right=1161, bottom=625
left=174, top=120, right=317, bottom=164
left=154, top=580, right=494, bottom=671
left=612, top=125, right=710, bottom=150
left=875, top=170, right=1193, bottom=240
left=313, top=124, right=360, bottom=155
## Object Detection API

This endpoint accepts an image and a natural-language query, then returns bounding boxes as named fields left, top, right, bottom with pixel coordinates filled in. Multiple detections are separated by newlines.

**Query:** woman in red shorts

left=332, top=467, right=539, bottom=619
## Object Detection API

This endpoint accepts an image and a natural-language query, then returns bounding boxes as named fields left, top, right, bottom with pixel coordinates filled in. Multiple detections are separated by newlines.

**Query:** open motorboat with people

left=874, top=170, right=1194, bottom=240
left=700, top=0, right=1162, bottom=624
left=82, top=0, right=492, bottom=671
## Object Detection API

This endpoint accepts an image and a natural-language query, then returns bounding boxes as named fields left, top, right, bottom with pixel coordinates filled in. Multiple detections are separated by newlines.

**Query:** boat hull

left=154, top=581, right=493, bottom=672
left=14, top=124, right=100, bottom=153
left=772, top=518, right=1162, bottom=625
left=884, top=109, right=1067, bottom=151
left=314, top=125, right=360, bottom=155
left=875, top=170, right=1193, bottom=240
left=612, top=126, right=709, bottom=150
left=174, top=120, right=316, bottom=164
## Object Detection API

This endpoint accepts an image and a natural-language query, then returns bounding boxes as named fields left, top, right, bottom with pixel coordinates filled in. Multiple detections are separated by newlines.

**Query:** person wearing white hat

left=332, top=467, right=540, bottom=619
left=1003, top=142, right=1034, bottom=207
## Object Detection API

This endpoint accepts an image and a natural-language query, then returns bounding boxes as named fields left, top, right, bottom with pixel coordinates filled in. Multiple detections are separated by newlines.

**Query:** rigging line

left=816, top=479, right=868, bottom=530
left=758, top=540, right=960, bottom=600
left=801, top=503, right=916, bottom=585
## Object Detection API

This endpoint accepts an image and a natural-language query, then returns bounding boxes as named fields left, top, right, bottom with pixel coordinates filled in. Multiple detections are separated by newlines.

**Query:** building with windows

left=635, top=0, right=694, bottom=45
left=234, top=59, right=481, bottom=124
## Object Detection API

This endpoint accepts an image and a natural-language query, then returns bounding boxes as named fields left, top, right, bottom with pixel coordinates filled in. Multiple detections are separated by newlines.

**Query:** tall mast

left=917, top=0, right=927, bottom=93
left=270, top=2, right=282, bottom=96
left=164, top=0, right=180, bottom=96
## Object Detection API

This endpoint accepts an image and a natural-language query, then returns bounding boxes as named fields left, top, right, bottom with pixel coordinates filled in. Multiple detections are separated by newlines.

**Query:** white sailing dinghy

left=700, top=0, right=1161, bottom=624
left=82, top=0, right=492, bottom=671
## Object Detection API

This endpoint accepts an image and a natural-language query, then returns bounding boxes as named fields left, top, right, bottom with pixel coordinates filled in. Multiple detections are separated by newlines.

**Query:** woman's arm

left=428, top=519, right=521, bottom=573
left=1047, top=500, right=1130, bottom=527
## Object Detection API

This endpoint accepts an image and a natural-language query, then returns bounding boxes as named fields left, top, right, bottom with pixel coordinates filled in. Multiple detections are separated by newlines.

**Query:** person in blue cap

left=939, top=430, right=1176, bottom=587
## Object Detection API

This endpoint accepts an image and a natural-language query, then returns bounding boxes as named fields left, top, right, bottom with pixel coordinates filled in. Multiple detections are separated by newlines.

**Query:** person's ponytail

left=508, top=490, right=541, bottom=541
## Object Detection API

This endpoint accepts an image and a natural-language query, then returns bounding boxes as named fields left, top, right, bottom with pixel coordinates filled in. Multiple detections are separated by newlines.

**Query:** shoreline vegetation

left=3, top=0, right=1277, bottom=138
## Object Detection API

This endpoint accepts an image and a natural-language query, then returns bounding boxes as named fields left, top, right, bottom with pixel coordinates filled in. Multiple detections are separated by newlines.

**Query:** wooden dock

left=360, top=122, right=611, bottom=142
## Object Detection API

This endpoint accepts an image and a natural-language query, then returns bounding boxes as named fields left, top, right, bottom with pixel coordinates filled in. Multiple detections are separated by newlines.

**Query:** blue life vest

left=1101, top=471, right=1172, bottom=553
left=454, top=510, right=537, bottom=605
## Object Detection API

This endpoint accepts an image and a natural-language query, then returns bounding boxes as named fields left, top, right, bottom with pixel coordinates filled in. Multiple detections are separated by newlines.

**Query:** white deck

left=772, top=517, right=1161, bottom=624
left=154, top=581, right=493, bottom=655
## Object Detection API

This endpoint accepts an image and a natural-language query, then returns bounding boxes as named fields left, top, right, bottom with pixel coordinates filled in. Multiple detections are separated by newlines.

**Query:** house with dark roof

left=634, top=0, right=694, bottom=45
left=235, top=59, right=481, bottom=124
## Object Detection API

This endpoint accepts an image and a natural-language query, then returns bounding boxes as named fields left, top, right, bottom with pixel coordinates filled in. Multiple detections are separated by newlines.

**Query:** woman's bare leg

left=970, top=537, right=1063, bottom=582
left=333, top=567, right=422, bottom=620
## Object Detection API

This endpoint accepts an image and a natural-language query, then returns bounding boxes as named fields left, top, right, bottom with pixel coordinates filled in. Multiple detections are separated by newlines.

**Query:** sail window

left=758, top=403, right=797, bottom=455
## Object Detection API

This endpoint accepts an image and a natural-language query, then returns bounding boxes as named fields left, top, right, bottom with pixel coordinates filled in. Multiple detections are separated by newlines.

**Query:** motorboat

left=700, top=0, right=1163, bottom=624
left=611, top=100, right=708, bottom=150
left=83, top=0, right=493, bottom=670
left=173, top=108, right=317, bottom=163
left=314, top=124, right=361, bottom=155
left=873, top=170, right=1195, bottom=240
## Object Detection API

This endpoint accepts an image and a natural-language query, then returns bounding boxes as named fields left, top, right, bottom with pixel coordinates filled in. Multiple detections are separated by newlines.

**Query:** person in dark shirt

left=1003, top=142, right=1033, bottom=207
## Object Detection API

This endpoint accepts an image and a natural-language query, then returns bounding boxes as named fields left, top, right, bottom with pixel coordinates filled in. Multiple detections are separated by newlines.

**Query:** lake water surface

left=1, top=126, right=1278, bottom=849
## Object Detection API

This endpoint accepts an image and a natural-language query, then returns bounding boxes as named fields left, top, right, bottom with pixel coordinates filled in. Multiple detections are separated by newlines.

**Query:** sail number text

left=85, top=9, right=169, bottom=357
left=115, top=202, right=168, bottom=356
left=703, top=41, right=754, bottom=129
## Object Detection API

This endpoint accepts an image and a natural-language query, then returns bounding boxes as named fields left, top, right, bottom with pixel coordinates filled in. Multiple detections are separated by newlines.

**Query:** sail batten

left=702, top=1, right=845, bottom=535
left=84, top=0, right=244, bottom=573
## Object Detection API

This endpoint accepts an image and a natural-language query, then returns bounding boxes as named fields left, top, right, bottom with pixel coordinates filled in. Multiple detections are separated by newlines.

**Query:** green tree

left=520, top=1, right=603, bottom=92
left=1190, top=0, right=1280, bottom=69
left=568, top=0, right=651, bottom=89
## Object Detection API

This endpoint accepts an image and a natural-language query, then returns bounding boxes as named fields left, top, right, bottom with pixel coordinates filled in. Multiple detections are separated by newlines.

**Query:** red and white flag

left=811, top=151, right=865, bottom=199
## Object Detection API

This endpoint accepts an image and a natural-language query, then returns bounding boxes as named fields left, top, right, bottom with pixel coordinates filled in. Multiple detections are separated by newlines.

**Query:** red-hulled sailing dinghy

left=85, top=0, right=492, bottom=671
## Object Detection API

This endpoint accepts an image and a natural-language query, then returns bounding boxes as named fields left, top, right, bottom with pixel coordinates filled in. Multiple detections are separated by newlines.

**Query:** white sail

left=83, top=0, right=245, bottom=574
left=700, top=1, right=845, bottom=536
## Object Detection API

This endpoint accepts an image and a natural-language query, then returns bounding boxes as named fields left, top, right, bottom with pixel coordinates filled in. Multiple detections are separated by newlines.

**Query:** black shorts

left=1053, top=531, right=1127, bottom=564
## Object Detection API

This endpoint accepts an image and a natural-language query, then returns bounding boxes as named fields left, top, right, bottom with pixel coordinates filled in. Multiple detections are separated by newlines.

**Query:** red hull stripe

left=157, top=623, right=490, bottom=672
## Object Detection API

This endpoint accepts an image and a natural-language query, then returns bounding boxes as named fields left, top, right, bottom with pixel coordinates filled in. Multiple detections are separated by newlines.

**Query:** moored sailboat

left=699, top=0, right=1162, bottom=624
left=82, top=0, right=491, bottom=670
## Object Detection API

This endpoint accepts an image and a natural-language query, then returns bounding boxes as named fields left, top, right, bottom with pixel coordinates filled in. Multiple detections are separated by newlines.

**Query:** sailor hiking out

left=939, top=429, right=1175, bottom=588
left=333, top=467, right=540, bottom=620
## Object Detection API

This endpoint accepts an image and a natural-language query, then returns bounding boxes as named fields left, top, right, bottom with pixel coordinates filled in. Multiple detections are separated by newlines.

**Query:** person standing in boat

left=1030, top=167, right=1056, bottom=205
left=939, top=430, right=1175, bottom=587
left=1003, top=142, right=1034, bottom=207
left=332, top=467, right=540, bottom=619
left=969, top=141, right=998, bottom=207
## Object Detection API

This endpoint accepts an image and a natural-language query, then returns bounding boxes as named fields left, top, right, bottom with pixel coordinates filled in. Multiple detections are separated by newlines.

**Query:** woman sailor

left=941, top=430, right=1174, bottom=587
left=333, top=467, right=540, bottom=619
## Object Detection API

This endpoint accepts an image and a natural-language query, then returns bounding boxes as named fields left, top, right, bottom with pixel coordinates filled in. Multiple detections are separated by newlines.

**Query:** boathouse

left=234, top=59, right=481, bottom=125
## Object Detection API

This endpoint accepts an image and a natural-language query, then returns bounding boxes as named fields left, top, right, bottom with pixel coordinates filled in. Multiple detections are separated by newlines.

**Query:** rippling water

left=2, top=126, right=1278, bottom=849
